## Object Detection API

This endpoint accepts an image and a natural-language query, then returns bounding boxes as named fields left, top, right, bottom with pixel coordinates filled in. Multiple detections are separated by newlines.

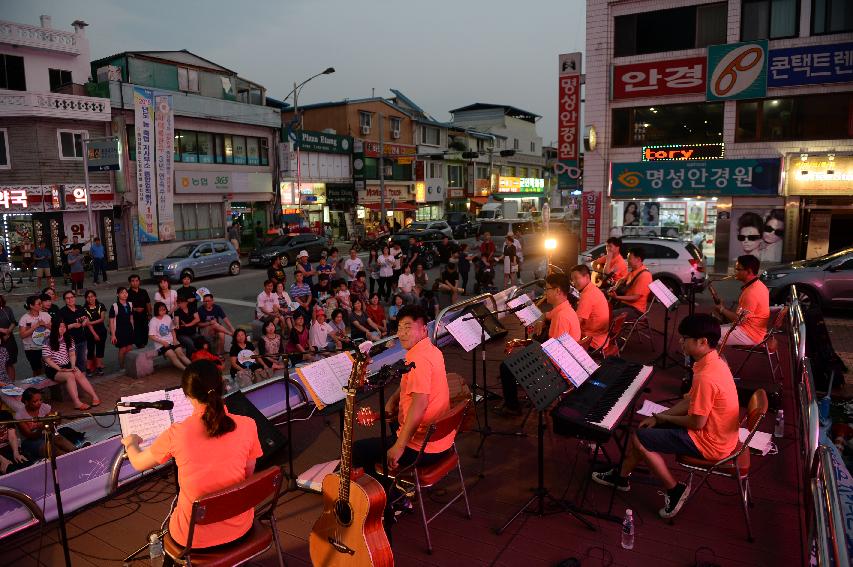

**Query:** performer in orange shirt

left=713, top=254, right=770, bottom=346
left=609, top=247, right=653, bottom=320
left=570, top=264, right=610, bottom=350
left=591, top=237, right=628, bottom=287
left=592, top=314, right=739, bottom=519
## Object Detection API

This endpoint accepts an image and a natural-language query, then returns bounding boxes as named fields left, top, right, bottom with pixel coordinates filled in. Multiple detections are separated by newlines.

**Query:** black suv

left=447, top=212, right=479, bottom=238
left=248, top=233, right=327, bottom=267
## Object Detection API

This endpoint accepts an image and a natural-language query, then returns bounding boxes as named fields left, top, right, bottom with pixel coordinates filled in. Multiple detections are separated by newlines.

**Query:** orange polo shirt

left=623, top=265, right=653, bottom=313
left=548, top=299, right=581, bottom=341
left=576, top=283, right=610, bottom=349
left=738, top=278, right=770, bottom=343
left=686, top=350, right=739, bottom=461
left=150, top=407, right=263, bottom=548
left=400, top=338, right=451, bottom=453
left=597, top=253, right=628, bottom=282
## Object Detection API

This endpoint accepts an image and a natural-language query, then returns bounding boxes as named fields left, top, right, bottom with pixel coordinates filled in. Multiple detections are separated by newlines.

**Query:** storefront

left=0, top=184, right=118, bottom=274
left=785, top=152, right=853, bottom=259
left=325, top=184, right=356, bottom=240
left=610, top=157, right=782, bottom=270
left=356, top=183, right=416, bottom=233
left=494, top=176, right=546, bottom=213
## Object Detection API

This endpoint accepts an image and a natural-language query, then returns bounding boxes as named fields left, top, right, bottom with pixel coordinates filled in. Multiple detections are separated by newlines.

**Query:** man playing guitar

left=497, top=273, right=581, bottom=415
left=609, top=247, right=653, bottom=320
left=713, top=254, right=770, bottom=346
left=591, top=237, right=628, bottom=288
left=570, top=264, right=610, bottom=350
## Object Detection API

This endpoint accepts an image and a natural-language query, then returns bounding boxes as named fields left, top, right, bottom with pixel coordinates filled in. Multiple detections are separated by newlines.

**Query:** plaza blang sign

left=611, top=159, right=781, bottom=197
left=287, top=129, right=352, bottom=154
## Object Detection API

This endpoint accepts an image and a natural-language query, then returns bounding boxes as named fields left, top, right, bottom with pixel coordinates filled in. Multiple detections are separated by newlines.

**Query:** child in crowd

left=314, top=273, right=333, bottom=303
left=191, top=335, right=223, bottom=371
left=350, top=270, right=368, bottom=306
left=336, top=280, right=352, bottom=314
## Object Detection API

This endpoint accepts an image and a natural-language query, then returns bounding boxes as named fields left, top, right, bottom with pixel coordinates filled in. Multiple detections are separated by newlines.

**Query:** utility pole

left=293, top=80, right=301, bottom=226
left=379, top=112, right=386, bottom=219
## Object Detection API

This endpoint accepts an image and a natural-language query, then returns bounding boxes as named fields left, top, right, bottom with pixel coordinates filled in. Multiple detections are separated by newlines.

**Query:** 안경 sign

left=611, top=159, right=781, bottom=197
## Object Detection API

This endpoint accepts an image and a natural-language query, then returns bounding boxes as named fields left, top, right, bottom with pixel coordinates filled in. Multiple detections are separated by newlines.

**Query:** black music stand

left=648, top=280, right=684, bottom=370
left=497, top=343, right=595, bottom=534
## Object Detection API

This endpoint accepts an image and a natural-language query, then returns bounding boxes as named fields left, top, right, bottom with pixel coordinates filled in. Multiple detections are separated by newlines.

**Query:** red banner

left=558, top=74, right=580, bottom=162
left=612, top=57, right=706, bottom=100
left=581, top=191, right=602, bottom=250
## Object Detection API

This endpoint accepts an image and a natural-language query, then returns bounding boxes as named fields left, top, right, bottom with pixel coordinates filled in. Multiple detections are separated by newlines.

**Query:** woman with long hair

left=148, top=301, right=191, bottom=371
left=42, top=318, right=100, bottom=410
left=154, top=277, right=178, bottom=315
left=229, top=328, right=262, bottom=386
left=367, top=248, right=380, bottom=297
left=109, top=287, right=136, bottom=369
left=274, top=280, right=293, bottom=334
left=19, top=294, right=51, bottom=375
left=350, top=298, right=382, bottom=341
left=285, top=312, right=315, bottom=364
left=83, top=290, right=107, bottom=376
left=121, top=360, right=263, bottom=550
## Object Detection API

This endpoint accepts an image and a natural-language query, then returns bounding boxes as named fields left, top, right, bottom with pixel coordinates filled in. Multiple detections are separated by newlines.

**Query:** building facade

left=584, top=0, right=853, bottom=269
left=0, top=16, right=118, bottom=273
left=90, top=50, right=280, bottom=263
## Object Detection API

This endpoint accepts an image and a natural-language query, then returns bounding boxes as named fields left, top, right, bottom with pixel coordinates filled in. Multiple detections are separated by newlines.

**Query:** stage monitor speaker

left=225, top=390, right=288, bottom=470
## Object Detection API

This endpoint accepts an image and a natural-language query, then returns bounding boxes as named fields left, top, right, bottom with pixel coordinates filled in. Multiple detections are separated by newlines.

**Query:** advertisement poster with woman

left=730, top=205, right=784, bottom=264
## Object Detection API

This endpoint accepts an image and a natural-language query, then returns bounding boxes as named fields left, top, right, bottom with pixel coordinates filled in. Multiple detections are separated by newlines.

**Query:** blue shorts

left=636, top=426, right=702, bottom=458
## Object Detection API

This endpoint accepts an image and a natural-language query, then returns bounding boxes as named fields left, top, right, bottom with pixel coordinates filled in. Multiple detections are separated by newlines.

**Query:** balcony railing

left=0, top=20, right=80, bottom=54
left=0, top=89, right=110, bottom=121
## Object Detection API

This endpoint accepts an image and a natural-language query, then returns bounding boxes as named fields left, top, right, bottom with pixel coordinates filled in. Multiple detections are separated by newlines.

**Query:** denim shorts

left=636, top=426, right=702, bottom=458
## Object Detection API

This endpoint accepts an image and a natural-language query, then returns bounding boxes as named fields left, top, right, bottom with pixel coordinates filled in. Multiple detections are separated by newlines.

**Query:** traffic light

left=499, top=150, right=516, bottom=157
left=461, top=151, right=479, bottom=159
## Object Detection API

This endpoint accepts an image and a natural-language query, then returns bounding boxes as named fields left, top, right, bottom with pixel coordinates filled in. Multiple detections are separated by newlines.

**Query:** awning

left=469, top=196, right=489, bottom=205
left=361, top=202, right=418, bottom=211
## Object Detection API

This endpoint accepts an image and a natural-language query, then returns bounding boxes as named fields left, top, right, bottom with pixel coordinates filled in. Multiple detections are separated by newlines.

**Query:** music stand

left=648, top=279, right=684, bottom=370
left=497, top=343, right=595, bottom=534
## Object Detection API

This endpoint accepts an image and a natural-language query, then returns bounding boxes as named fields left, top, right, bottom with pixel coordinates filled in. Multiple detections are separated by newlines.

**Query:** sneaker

left=96, top=368, right=105, bottom=376
left=392, top=496, right=414, bottom=517
left=658, top=481, right=691, bottom=519
left=85, top=371, right=93, bottom=378
left=591, top=468, right=630, bottom=492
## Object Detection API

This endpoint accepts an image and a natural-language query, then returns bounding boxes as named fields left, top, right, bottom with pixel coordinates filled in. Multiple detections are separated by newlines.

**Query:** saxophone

left=505, top=296, right=548, bottom=354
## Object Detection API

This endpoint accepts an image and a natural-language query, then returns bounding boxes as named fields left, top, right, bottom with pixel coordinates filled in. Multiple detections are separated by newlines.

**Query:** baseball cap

left=297, top=250, right=309, bottom=258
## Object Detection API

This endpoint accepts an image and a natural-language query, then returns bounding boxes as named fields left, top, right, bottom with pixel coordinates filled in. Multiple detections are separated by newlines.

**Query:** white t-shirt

left=391, top=247, right=403, bottom=270
left=309, top=321, right=335, bottom=349
left=512, top=238, right=523, bottom=262
left=154, top=290, right=178, bottom=314
left=256, top=291, right=278, bottom=319
left=19, top=312, right=51, bottom=350
left=397, top=273, right=416, bottom=293
left=15, top=403, right=51, bottom=421
left=344, top=257, right=364, bottom=280
left=378, top=254, right=394, bottom=277
left=148, top=315, right=175, bottom=346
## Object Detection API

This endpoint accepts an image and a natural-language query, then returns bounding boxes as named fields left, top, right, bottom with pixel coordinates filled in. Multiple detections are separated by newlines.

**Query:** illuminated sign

left=787, top=154, right=853, bottom=195
left=642, top=143, right=725, bottom=162
left=415, top=182, right=426, bottom=203
left=497, top=177, right=545, bottom=192
left=0, top=190, right=28, bottom=209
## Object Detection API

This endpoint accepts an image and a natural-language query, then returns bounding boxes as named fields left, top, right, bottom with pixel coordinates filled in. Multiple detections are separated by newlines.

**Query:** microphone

left=116, top=400, right=174, bottom=411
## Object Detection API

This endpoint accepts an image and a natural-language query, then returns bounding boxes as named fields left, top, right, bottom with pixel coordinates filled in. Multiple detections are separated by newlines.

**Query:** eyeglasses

left=737, top=234, right=762, bottom=241
left=763, top=225, right=784, bottom=237
left=734, top=265, right=747, bottom=271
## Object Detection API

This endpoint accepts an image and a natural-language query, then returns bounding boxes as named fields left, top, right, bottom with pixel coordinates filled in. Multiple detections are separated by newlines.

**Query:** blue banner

left=611, top=159, right=781, bottom=197
left=768, top=42, right=853, bottom=87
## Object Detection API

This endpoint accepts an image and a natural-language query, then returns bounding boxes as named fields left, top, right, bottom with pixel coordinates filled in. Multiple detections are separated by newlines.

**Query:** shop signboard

left=0, top=185, right=113, bottom=213
left=288, top=129, right=352, bottom=154
left=611, top=159, right=781, bottom=197
left=787, top=154, right=853, bottom=196
left=642, top=143, right=725, bottom=162
left=362, top=141, right=416, bottom=158
left=425, top=181, right=443, bottom=203
left=133, top=86, right=157, bottom=242
left=86, top=139, right=120, bottom=172
left=357, top=185, right=411, bottom=204
left=768, top=42, right=853, bottom=88
left=352, top=140, right=365, bottom=189
left=496, top=177, right=545, bottom=197
left=154, top=94, right=175, bottom=241
left=326, top=185, right=356, bottom=208
left=612, top=56, right=706, bottom=100
left=449, top=189, right=464, bottom=199
left=707, top=40, right=768, bottom=101
left=557, top=52, right=581, bottom=190
left=581, top=191, right=602, bottom=250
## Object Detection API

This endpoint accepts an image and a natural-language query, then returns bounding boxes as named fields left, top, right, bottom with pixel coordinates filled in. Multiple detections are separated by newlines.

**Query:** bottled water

left=621, top=509, right=634, bottom=550
left=774, top=410, right=785, bottom=438
left=148, top=532, right=164, bottom=567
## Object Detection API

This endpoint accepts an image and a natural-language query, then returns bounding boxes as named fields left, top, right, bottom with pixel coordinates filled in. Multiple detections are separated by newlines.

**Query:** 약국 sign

left=768, top=42, right=853, bottom=88
left=611, top=159, right=781, bottom=197
left=612, top=57, right=706, bottom=100
left=707, top=40, right=768, bottom=101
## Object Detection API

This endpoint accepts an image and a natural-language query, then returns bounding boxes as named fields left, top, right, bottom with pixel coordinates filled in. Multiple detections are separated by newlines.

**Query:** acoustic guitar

left=309, top=348, right=393, bottom=567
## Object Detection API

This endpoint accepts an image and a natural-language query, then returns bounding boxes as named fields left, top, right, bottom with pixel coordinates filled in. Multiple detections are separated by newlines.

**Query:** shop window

left=389, top=116, right=401, bottom=136
left=448, top=165, right=463, bottom=188
left=421, top=126, right=440, bottom=146
left=735, top=93, right=853, bottom=142
left=530, top=141, right=536, bottom=152
left=513, top=138, right=519, bottom=150
left=0, top=54, right=26, bottom=91
left=174, top=203, right=225, bottom=241
left=224, top=135, right=234, bottom=164
left=359, top=111, right=372, bottom=131
left=260, top=138, right=269, bottom=166
left=0, top=129, right=9, bottom=169
left=58, top=130, right=85, bottom=159
left=519, top=167, right=528, bottom=177
left=49, top=69, right=73, bottom=92
left=477, top=139, right=486, bottom=152
left=813, top=0, right=853, bottom=34
left=476, top=166, right=489, bottom=179
left=232, top=136, right=247, bottom=165
left=246, top=137, right=260, bottom=165
left=197, top=132, right=214, bottom=164
left=429, top=162, right=443, bottom=178
left=611, top=102, right=724, bottom=147
left=501, top=166, right=516, bottom=176
left=178, top=130, right=198, bottom=163
left=177, top=66, right=199, bottom=93
left=614, top=3, right=726, bottom=57
left=741, top=0, right=798, bottom=40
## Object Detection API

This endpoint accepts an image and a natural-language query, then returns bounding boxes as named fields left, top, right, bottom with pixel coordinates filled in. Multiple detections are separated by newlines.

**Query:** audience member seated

left=350, top=270, right=368, bottom=306
left=42, top=317, right=100, bottom=410
left=285, top=312, right=315, bottom=364
left=396, top=265, right=416, bottom=304
left=309, top=307, right=340, bottom=352
left=350, top=298, right=381, bottom=342
left=174, top=296, right=200, bottom=356
left=16, top=388, right=77, bottom=460
left=0, top=409, right=28, bottom=474
left=197, top=293, right=234, bottom=356
left=290, top=271, right=313, bottom=320
left=148, top=302, right=192, bottom=371
left=329, top=309, right=352, bottom=347
left=256, top=279, right=280, bottom=327
left=229, top=329, right=263, bottom=387
left=190, top=335, right=223, bottom=371
left=388, top=294, right=404, bottom=335
left=366, top=293, right=388, bottom=335
left=257, top=320, right=287, bottom=374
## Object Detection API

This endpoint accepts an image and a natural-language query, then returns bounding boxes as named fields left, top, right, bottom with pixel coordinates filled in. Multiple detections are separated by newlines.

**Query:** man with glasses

left=592, top=314, right=739, bottom=519
left=713, top=254, right=769, bottom=346
left=497, top=272, right=581, bottom=416
left=609, top=247, right=653, bottom=321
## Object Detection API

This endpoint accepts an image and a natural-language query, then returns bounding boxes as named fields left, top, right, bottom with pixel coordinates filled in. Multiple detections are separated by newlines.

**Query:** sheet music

left=297, top=352, right=353, bottom=406
left=557, top=333, right=600, bottom=375
left=739, top=428, right=774, bottom=456
left=541, top=338, right=589, bottom=387
left=492, top=286, right=516, bottom=318
left=649, top=279, right=679, bottom=309
left=118, top=390, right=172, bottom=448
left=507, top=295, right=542, bottom=327
left=637, top=399, right=669, bottom=417
left=446, top=314, right=490, bottom=352
left=167, top=388, right=194, bottom=424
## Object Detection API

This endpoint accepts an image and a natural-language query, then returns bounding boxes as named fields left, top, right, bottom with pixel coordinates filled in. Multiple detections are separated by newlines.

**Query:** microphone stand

left=0, top=407, right=151, bottom=567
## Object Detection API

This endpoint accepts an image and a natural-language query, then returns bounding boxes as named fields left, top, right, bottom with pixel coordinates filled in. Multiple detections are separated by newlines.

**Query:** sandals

left=75, top=403, right=91, bottom=411
left=91, top=399, right=101, bottom=408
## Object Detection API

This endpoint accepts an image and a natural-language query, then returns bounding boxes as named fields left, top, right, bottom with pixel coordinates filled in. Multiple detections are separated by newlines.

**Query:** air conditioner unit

left=391, top=129, right=400, bottom=139
left=360, top=125, right=370, bottom=135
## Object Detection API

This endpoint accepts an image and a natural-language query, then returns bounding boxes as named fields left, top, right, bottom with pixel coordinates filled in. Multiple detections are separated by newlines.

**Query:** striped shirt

left=42, top=338, right=71, bottom=366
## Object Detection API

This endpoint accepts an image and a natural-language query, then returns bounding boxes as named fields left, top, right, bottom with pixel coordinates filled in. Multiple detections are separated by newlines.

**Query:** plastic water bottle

left=621, top=509, right=634, bottom=550
left=148, top=532, right=164, bottom=567
left=774, top=410, right=785, bottom=438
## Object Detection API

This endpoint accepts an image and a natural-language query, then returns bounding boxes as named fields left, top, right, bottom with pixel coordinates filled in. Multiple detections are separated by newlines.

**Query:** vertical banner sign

left=581, top=191, right=601, bottom=251
left=558, top=52, right=582, bottom=190
left=134, top=87, right=157, bottom=242
left=154, top=94, right=175, bottom=241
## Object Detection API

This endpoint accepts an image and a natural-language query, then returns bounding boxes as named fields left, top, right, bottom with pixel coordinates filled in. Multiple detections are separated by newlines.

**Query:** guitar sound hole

left=334, top=499, right=353, bottom=526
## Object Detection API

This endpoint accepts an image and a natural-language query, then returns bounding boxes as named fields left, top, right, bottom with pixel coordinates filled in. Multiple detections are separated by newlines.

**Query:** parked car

left=761, top=247, right=853, bottom=309
left=577, top=236, right=706, bottom=296
left=248, top=233, right=326, bottom=267
left=388, top=229, right=453, bottom=269
left=477, top=220, right=537, bottom=255
left=150, top=241, right=241, bottom=282
left=447, top=212, right=479, bottom=239
left=400, top=220, right=453, bottom=238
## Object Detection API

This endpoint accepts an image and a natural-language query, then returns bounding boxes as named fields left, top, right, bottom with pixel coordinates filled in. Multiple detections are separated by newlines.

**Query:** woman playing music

left=229, top=328, right=262, bottom=384
left=121, top=360, right=263, bottom=550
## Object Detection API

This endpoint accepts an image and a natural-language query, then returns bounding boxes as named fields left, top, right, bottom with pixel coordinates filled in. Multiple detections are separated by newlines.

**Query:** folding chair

left=730, top=307, right=789, bottom=384
left=589, top=312, right=628, bottom=360
left=676, top=389, right=768, bottom=542
left=163, top=466, right=286, bottom=567
left=380, top=400, right=472, bottom=554
left=617, top=295, right=655, bottom=352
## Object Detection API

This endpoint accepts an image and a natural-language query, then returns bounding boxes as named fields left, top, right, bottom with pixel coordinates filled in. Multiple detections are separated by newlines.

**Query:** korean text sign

left=768, top=42, right=853, bottom=87
left=612, top=57, right=706, bottom=99
left=133, top=87, right=157, bottom=242
left=558, top=52, right=582, bottom=190
left=580, top=192, right=601, bottom=250
left=610, top=159, right=781, bottom=197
